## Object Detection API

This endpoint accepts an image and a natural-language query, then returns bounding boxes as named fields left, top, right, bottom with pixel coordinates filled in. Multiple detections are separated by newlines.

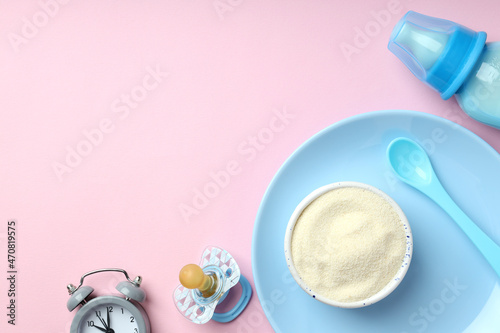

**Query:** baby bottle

left=388, top=11, right=500, bottom=129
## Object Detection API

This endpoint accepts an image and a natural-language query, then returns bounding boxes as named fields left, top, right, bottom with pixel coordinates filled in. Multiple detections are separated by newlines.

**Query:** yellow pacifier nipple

left=179, top=264, right=218, bottom=298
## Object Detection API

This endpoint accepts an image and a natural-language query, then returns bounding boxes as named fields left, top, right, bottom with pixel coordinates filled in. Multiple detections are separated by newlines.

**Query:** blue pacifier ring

left=212, top=275, right=252, bottom=323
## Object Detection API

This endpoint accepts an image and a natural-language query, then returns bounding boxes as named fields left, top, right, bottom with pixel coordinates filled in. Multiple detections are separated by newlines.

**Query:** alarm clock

left=66, top=268, right=151, bottom=333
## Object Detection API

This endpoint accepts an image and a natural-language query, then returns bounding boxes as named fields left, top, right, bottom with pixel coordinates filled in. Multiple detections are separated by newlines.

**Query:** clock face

left=71, top=296, right=149, bottom=333
left=78, top=302, right=139, bottom=333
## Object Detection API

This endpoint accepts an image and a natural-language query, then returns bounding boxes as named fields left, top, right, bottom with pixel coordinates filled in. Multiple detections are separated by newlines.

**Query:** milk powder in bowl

left=284, top=181, right=412, bottom=308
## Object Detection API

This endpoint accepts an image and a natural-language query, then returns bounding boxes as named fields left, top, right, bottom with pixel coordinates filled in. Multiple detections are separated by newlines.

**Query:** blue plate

left=252, top=110, right=500, bottom=333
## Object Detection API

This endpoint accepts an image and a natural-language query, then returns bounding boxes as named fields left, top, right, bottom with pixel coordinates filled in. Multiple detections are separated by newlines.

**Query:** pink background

left=1, top=0, right=499, bottom=332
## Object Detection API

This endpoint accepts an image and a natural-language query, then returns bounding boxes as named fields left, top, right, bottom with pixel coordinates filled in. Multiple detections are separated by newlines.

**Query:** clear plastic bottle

left=388, top=11, right=500, bottom=129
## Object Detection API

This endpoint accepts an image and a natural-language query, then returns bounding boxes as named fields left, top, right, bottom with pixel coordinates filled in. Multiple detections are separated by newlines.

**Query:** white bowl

left=284, top=181, right=413, bottom=308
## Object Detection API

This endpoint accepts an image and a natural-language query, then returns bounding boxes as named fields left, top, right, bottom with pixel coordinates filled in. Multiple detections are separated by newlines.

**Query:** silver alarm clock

left=67, top=268, right=151, bottom=333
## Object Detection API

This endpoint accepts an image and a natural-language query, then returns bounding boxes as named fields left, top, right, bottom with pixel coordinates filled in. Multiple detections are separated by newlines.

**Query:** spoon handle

left=430, top=184, right=500, bottom=278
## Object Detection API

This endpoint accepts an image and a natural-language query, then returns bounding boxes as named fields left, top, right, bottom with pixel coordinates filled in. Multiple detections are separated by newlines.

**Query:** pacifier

left=173, top=246, right=252, bottom=324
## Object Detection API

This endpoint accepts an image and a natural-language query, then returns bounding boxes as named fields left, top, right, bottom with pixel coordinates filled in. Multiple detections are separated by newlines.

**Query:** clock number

left=121, top=307, right=124, bottom=314
left=87, top=320, right=94, bottom=327
left=134, top=329, right=138, bottom=333
left=107, top=306, right=113, bottom=313
left=95, top=310, right=101, bottom=317
left=130, top=316, right=135, bottom=323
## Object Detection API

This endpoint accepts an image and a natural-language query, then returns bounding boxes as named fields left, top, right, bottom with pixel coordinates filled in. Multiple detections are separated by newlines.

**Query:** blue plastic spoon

left=387, top=137, right=500, bottom=278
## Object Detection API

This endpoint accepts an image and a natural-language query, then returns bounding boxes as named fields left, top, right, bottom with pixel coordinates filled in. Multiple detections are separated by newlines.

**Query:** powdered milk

left=291, top=186, right=406, bottom=303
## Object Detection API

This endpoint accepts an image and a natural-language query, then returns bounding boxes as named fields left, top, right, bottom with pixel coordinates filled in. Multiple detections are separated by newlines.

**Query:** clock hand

left=106, top=307, right=111, bottom=329
left=96, top=313, right=109, bottom=330
left=91, top=324, right=107, bottom=332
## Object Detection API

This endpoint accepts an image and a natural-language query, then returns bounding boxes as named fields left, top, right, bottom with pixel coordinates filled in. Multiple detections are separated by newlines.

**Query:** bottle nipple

left=393, top=22, right=448, bottom=70
left=179, top=264, right=218, bottom=298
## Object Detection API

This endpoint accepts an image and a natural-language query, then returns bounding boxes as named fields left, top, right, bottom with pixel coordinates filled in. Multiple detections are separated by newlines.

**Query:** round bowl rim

left=283, top=181, right=413, bottom=308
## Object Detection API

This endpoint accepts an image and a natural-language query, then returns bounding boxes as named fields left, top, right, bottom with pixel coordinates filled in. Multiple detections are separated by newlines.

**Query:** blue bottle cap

left=388, top=11, right=487, bottom=100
